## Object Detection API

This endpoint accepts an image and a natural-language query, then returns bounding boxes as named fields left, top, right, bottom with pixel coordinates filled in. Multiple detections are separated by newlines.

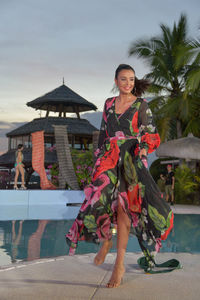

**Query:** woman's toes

left=106, top=265, right=125, bottom=288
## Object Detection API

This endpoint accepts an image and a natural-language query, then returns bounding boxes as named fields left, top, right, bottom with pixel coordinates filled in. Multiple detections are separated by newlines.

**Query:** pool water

left=0, top=214, right=200, bottom=267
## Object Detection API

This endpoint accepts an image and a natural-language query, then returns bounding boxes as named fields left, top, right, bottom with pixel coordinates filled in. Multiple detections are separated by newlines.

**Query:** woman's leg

left=94, top=239, right=113, bottom=266
left=107, top=202, right=130, bottom=288
left=14, top=168, right=19, bottom=187
left=19, top=166, right=26, bottom=188
left=19, top=165, right=26, bottom=189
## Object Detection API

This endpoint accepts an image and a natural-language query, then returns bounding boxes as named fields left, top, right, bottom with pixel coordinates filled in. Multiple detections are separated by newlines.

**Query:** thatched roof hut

left=0, top=82, right=99, bottom=172
left=7, top=117, right=97, bottom=138
left=26, top=83, right=97, bottom=118
left=156, top=133, right=200, bottom=160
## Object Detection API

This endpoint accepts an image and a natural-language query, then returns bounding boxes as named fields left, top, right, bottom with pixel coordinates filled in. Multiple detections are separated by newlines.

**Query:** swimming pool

left=0, top=214, right=199, bottom=267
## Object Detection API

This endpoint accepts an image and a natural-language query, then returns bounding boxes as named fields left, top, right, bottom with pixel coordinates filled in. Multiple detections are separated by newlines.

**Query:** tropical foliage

left=174, top=164, right=200, bottom=204
left=71, top=148, right=93, bottom=189
left=47, top=148, right=93, bottom=189
left=129, top=14, right=200, bottom=141
left=47, top=164, right=59, bottom=186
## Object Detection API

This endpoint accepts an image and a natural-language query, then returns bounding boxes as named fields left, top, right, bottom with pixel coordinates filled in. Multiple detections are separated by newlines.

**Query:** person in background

left=157, top=173, right=166, bottom=199
left=14, top=144, right=26, bottom=190
left=165, top=164, right=175, bottom=205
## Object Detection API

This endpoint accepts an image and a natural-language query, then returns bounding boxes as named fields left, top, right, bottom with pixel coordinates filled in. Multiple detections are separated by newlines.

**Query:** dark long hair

left=115, top=64, right=150, bottom=97
left=17, top=144, right=23, bottom=150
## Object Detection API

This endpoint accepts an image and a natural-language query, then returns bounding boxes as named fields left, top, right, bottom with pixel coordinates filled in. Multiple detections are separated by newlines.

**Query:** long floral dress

left=66, top=97, right=174, bottom=270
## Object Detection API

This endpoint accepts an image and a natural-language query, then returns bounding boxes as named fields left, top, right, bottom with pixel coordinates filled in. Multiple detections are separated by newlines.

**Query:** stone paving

left=0, top=204, right=200, bottom=299
left=0, top=252, right=200, bottom=300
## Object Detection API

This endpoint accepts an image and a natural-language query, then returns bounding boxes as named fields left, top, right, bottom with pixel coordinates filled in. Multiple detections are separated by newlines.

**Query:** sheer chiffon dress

left=65, top=97, right=174, bottom=271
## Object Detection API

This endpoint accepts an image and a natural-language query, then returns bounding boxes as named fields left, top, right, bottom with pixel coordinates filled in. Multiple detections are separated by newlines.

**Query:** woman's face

left=115, top=69, right=135, bottom=95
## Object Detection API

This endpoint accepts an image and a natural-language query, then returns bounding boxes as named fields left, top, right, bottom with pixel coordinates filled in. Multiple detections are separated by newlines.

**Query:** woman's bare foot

left=21, top=185, right=27, bottom=190
left=106, top=264, right=125, bottom=288
left=94, top=240, right=113, bottom=266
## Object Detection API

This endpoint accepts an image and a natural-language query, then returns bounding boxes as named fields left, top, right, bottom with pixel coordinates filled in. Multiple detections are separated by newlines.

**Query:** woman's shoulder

left=104, top=97, right=116, bottom=110
left=105, top=96, right=116, bottom=103
left=138, top=98, right=149, bottom=109
left=138, top=97, right=148, bottom=104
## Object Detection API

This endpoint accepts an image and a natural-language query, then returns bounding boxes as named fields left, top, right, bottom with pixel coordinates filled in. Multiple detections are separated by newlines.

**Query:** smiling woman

left=65, top=63, right=174, bottom=288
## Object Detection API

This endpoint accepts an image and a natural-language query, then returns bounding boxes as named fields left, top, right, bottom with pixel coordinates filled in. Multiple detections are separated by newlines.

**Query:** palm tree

left=183, top=39, right=200, bottom=137
left=129, top=14, right=200, bottom=140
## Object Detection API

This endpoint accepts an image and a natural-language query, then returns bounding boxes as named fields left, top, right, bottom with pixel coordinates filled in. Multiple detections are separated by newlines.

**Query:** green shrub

left=47, top=148, right=94, bottom=189
left=71, top=148, right=93, bottom=189
left=174, top=164, right=200, bottom=204
left=47, top=164, right=59, bottom=186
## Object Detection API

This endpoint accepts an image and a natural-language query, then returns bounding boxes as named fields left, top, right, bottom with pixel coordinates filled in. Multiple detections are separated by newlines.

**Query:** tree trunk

left=176, top=120, right=182, bottom=138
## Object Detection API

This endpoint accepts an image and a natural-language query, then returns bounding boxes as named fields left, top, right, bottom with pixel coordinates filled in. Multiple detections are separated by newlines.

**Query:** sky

left=0, top=0, right=199, bottom=152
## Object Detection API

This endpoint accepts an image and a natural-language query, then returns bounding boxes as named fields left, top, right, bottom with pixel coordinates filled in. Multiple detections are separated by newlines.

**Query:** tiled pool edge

left=171, top=204, right=200, bottom=214
left=0, top=190, right=84, bottom=220
left=0, top=190, right=200, bottom=220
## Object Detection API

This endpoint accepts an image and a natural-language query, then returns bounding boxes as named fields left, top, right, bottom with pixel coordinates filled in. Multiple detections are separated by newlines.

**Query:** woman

left=14, top=144, right=26, bottom=190
left=66, top=64, right=174, bottom=288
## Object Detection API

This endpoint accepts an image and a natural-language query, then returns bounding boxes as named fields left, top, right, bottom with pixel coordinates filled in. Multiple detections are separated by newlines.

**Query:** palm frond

left=148, top=95, right=166, bottom=111
left=147, top=82, right=170, bottom=95
left=173, top=14, right=187, bottom=43
left=160, top=24, right=172, bottom=49
left=185, top=67, right=200, bottom=92
left=174, top=44, right=194, bottom=70
left=129, top=39, right=152, bottom=57
left=156, top=116, right=171, bottom=141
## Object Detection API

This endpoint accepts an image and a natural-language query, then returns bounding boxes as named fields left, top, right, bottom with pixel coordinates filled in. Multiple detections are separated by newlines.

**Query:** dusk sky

left=0, top=0, right=199, bottom=127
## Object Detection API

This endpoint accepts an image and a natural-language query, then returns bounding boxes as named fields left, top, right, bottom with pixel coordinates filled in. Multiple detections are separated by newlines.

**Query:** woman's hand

left=139, top=148, right=147, bottom=159
left=139, top=148, right=148, bottom=168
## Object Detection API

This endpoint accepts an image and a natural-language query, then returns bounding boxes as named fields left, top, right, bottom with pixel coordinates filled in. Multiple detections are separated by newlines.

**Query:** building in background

left=0, top=82, right=98, bottom=186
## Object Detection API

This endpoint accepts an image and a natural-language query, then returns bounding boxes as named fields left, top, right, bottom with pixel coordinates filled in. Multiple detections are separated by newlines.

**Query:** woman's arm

left=16, top=151, right=21, bottom=163
left=138, top=99, right=160, bottom=157
left=94, top=102, right=108, bottom=158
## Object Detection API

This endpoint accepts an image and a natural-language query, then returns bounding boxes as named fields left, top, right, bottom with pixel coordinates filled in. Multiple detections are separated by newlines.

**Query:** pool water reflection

left=0, top=214, right=200, bottom=267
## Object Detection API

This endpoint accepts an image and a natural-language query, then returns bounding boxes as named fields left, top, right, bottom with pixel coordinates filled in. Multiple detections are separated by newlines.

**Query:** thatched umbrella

left=156, top=133, right=200, bottom=160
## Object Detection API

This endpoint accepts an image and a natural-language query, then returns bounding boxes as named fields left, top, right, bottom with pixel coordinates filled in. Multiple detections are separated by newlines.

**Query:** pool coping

left=0, top=189, right=199, bottom=221
left=171, top=204, right=200, bottom=214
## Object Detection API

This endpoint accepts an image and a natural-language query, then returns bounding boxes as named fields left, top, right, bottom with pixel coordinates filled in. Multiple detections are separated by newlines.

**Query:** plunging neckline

left=113, top=96, right=138, bottom=119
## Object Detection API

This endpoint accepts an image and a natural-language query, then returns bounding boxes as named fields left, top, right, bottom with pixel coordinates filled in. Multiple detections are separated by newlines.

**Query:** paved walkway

left=0, top=252, right=200, bottom=300
left=0, top=204, right=200, bottom=299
